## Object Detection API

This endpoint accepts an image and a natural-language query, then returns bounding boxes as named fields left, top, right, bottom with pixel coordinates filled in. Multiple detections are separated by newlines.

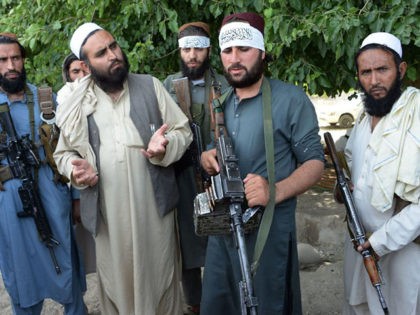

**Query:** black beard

left=0, top=67, right=27, bottom=94
left=180, top=56, right=210, bottom=80
left=88, top=52, right=130, bottom=93
left=360, top=76, right=402, bottom=117
left=223, top=53, right=264, bottom=88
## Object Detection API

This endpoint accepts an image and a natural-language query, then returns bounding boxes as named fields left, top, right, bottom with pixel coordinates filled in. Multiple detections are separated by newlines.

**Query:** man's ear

left=399, top=61, right=407, bottom=80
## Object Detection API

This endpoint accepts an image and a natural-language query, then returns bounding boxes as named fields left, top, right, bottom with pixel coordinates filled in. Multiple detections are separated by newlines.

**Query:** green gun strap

left=251, top=77, right=276, bottom=275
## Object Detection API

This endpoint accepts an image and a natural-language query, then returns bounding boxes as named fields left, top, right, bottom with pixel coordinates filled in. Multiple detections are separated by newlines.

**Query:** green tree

left=1, top=0, right=418, bottom=95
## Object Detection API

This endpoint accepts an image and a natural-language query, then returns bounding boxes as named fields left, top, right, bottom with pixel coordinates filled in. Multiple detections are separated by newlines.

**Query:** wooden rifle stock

left=324, top=132, right=389, bottom=314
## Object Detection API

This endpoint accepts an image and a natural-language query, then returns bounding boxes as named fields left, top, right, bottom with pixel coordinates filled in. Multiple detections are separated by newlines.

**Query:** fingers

left=155, top=123, right=168, bottom=136
left=244, top=174, right=269, bottom=207
left=145, top=124, right=169, bottom=159
left=71, top=159, right=98, bottom=186
left=201, top=149, right=219, bottom=175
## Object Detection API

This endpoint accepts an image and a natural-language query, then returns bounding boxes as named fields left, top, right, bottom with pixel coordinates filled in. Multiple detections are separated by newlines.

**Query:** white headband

left=219, top=22, right=265, bottom=52
left=70, top=22, right=103, bottom=58
left=178, top=36, right=210, bottom=48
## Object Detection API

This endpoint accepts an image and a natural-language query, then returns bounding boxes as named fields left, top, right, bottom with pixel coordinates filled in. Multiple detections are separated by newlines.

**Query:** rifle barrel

left=324, top=132, right=388, bottom=313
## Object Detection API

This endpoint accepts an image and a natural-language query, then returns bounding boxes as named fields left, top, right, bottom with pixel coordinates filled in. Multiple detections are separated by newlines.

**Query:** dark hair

left=62, top=52, right=79, bottom=82
left=178, top=25, right=209, bottom=39
left=0, top=34, right=26, bottom=58
left=79, top=29, right=102, bottom=61
left=355, top=43, right=402, bottom=72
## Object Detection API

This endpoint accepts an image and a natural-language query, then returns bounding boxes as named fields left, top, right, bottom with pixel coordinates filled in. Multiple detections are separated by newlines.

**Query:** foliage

left=0, top=0, right=419, bottom=95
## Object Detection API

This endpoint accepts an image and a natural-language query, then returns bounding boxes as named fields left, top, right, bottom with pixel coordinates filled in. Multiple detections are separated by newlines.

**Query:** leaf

left=406, top=67, right=416, bottom=81
left=52, top=20, right=61, bottom=30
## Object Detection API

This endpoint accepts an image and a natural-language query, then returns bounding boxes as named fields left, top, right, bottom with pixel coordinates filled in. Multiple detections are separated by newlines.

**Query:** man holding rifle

left=0, top=33, right=86, bottom=314
left=200, top=12, right=324, bottom=314
left=342, top=32, right=420, bottom=314
left=163, top=22, right=228, bottom=314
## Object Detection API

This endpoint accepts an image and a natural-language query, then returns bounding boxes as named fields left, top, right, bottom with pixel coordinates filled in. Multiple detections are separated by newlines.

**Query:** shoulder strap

left=207, top=68, right=223, bottom=137
left=24, top=85, right=36, bottom=142
left=212, top=87, right=233, bottom=139
left=251, top=77, right=276, bottom=275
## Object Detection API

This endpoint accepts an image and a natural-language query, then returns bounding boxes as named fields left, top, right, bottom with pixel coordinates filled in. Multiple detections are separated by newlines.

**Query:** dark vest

left=80, top=74, right=179, bottom=235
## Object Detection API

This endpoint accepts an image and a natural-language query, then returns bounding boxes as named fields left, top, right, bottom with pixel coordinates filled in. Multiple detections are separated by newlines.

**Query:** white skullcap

left=360, top=32, right=402, bottom=58
left=70, top=22, right=103, bottom=58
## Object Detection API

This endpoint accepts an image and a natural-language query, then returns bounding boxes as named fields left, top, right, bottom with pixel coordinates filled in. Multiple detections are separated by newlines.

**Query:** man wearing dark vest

left=163, top=21, right=228, bottom=315
left=54, top=23, right=192, bottom=315
left=0, top=33, right=86, bottom=314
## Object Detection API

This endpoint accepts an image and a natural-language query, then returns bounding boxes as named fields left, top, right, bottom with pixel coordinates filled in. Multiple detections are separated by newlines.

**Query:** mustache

left=228, top=63, right=246, bottom=71
left=5, top=70, right=21, bottom=76
left=110, top=59, right=122, bottom=67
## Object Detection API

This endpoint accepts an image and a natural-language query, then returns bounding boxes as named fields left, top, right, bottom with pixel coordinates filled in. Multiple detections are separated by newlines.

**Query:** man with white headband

left=200, top=12, right=324, bottom=314
left=341, top=32, right=420, bottom=315
left=54, top=22, right=192, bottom=315
left=163, top=21, right=228, bottom=315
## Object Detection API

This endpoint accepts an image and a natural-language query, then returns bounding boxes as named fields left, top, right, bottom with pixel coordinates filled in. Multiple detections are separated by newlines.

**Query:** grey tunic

left=201, top=78, right=324, bottom=315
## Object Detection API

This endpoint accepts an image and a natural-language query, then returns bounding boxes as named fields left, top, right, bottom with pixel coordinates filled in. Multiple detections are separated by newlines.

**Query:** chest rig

left=0, top=86, right=68, bottom=187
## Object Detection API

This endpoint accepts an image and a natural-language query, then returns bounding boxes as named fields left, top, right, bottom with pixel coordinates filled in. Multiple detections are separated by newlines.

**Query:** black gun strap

left=251, top=77, right=275, bottom=275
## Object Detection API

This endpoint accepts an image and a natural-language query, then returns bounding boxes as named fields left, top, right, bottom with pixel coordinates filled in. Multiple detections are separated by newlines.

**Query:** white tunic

left=343, top=115, right=420, bottom=315
left=55, top=77, right=192, bottom=315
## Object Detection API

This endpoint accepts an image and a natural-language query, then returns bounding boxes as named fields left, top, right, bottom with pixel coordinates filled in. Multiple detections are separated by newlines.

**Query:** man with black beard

left=54, top=23, right=192, bottom=315
left=0, top=33, right=86, bottom=314
left=342, top=32, right=420, bottom=315
left=163, top=22, right=228, bottom=315
left=200, top=13, right=324, bottom=315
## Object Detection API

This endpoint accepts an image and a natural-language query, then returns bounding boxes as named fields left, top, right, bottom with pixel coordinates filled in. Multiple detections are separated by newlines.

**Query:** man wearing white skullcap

left=200, top=12, right=324, bottom=315
left=54, top=22, right=192, bottom=315
left=341, top=32, right=420, bottom=315
left=162, top=21, right=228, bottom=315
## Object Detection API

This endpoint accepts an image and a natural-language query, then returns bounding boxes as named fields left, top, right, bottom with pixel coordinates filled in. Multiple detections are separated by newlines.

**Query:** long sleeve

left=149, top=77, right=192, bottom=167
left=370, top=202, right=420, bottom=256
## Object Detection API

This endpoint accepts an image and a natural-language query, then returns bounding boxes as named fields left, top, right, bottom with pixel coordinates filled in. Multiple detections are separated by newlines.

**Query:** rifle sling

left=214, top=78, right=276, bottom=274
left=251, top=77, right=275, bottom=275
left=173, top=79, right=193, bottom=122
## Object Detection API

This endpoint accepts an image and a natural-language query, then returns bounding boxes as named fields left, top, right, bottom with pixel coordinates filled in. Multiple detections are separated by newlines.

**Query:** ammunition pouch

left=193, top=191, right=261, bottom=236
left=39, top=123, right=68, bottom=184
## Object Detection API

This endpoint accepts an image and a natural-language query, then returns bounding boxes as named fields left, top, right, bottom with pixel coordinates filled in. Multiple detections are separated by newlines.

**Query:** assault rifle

left=172, top=77, right=210, bottom=191
left=0, top=103, right=61, bottom=274
left=324, top=132, right=388, bottom=314
left=212, top=129, right=258, bottom=315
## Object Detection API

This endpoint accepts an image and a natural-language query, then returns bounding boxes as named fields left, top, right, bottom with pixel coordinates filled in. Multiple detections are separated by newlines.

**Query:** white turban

left=70, top=22, right=103, bottom=58
left=219, top=22, right=265, bottom=52
left=360, top=32, right=402, bottom=58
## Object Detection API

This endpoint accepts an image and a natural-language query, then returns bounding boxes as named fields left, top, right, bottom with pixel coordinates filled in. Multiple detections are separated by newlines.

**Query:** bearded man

left=199, top=13, right=324, bottom=315
left=0, top=33, right=86, bottom=314
left=163, top=21, right=228, bottom=315
left=54, top=23, right=192, bottom=315
left=342, top=32, right=420, bottom=315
